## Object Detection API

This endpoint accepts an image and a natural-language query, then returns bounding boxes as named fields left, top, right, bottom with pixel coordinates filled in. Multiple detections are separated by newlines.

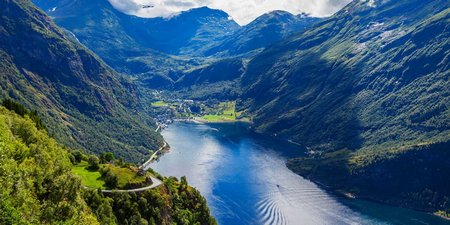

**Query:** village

left=150, top=91, right=245, bottom=131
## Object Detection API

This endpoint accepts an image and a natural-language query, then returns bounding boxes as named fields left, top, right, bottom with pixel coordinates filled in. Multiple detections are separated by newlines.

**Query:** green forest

left=0, top=101, right=216, bottom=225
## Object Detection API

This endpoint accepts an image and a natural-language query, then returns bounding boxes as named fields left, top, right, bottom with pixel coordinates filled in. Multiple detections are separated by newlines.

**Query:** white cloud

left=108, top=0, right=352, bottom=25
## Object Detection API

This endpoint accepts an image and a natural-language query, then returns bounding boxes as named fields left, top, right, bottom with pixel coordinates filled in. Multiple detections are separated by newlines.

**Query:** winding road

left=101, top=176, right=163, bottom=193
left=88, top=142, right=168, bottom=193
left=139, top=142, right=168, bottom=171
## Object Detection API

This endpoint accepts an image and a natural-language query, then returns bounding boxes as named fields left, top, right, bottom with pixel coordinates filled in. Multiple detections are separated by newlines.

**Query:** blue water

left=151, top=122, right=450, bottom=225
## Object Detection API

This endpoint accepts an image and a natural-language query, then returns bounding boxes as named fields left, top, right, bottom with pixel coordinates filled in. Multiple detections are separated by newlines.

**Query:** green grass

left=104, top=164, right=146, bottom=188
left=200, top=114, right=235, bottom=122
left=151, top=101, right=168, bottom=107
left=71, top=161, right=105, bottom=189
left=200, top=101, right=237, bottom=122
left=72, top=162, right=147, bottom=189
left=221, top=101, right=236, bottom=116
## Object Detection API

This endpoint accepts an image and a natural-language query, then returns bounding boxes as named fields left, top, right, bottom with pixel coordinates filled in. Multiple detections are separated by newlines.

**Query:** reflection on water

left=151, top=122, right=449, bottom=225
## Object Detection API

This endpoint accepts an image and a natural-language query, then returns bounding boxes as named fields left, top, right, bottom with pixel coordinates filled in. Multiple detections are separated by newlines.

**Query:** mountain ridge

left=31, top=0, right=322, bottom=80
left=203, top=10, right=322, bottom=56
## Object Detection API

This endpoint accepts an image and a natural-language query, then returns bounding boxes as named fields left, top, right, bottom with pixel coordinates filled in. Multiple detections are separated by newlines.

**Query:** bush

left=99, top=167, right=109, bottom=176
left=71, top=151, right=84, bottom=164
left=104, top=171, right=118, bottom=189
left=100, top=152, right=115, bottom=164
left=88, top=155, right=100, bottom=170
left=68, top=154, right=76, bottom=165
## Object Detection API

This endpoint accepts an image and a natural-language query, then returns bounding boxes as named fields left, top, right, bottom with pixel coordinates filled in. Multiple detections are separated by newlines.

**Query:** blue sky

left=108, top=0, right=352, bottom=25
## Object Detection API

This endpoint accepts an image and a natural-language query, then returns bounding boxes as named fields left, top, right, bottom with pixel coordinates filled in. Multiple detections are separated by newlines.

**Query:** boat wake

left=256, top=198, right=287, bottom=225
left=254, top=182, right=370, bottom=225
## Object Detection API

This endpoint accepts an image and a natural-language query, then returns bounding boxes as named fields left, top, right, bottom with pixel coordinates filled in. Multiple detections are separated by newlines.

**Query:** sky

left=108, top=0, right=352, bottom=25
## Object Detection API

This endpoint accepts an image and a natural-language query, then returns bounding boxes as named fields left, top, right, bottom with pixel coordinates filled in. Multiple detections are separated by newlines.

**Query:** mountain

left=241, top=0, right=450, bottom=213
left=143, top=7, right=239, bottom=55
left=204, top=11, right=322, bottom=56
left=31, top=0, right=322, bottom=87
left=173, top=58, right=246, bottom=100
left=33, top=0, right=319, bottom=57
left=32, top=0, right=153, bottom=75
left=242, top=0, right=450, bottom=152
left=176, top=58, right=245, bottom=87
left=32, top=0, right=239, bottom=75
left=0, top=0, right=163, bottom=162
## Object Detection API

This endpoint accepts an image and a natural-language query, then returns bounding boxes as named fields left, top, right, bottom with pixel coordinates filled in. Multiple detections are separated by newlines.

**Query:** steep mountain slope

left=205, top=11, right=322, bottom=56
left=0, top=0, right=163, bottom=162
left=242, top=0, right=450, bottom=153
left=32, top=0, right=154, bottom=75
left=0, top=106, right=98, bottom=224
left=176, top=58, right=245, bottom=87
left=171, top=58, right=245, bottom=100
left=241, top=0, right=450, bottom=213
left=0, top=105, right=216, bottom=224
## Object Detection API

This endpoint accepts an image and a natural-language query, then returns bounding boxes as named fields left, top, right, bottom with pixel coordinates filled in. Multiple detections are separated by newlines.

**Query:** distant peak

left=260, top=11, right=313, bottom=20
left=266, top=10, right=295, bottom=17
left=182, top=6, right=230, bottom=18
left=249, top=10, right=297, bottom=24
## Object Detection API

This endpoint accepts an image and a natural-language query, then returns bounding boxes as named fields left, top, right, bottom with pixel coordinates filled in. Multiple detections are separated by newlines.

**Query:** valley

left=1, top=0, right=449, bottom=224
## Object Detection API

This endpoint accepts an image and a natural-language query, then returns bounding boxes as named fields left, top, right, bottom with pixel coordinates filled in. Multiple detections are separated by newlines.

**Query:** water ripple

left=257, top=198, right=287, bottom=225
left=153, top=123, right=450, bottom=225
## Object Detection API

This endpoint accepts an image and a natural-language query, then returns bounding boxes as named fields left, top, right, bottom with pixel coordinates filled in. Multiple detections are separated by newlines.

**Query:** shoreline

left=174, top=117, right=251, bottom=124
left=140, top=142, right=169, bottom=171
left=287, top=166, right=450, bottom=222
left=157, top=120, right=450, bottom=222
left=192, top=117, right=251, bottom=124
left=434, top=211, right=450, bottom=221
left=153, top=119, right=450, bottom=222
